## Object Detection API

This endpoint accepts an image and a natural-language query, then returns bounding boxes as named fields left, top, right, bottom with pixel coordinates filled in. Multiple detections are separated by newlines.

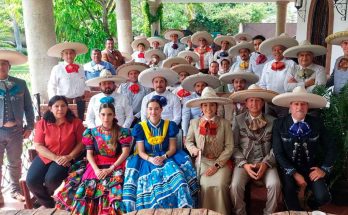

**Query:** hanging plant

left=141, top=1, right=163, bottom=36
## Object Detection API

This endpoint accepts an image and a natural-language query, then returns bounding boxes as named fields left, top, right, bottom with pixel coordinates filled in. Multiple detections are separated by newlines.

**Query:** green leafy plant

left=141, top=1, right=163, bottom=36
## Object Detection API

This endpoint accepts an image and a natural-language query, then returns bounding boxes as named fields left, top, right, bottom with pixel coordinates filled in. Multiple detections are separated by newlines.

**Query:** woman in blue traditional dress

left=55, top=100, right=132, bottom=215
left=122, top=97, right=199, bottom=212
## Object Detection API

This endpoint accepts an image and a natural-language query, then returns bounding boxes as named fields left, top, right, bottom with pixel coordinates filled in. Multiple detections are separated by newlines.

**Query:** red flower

left=138, top=52, right=145, bottom=58
left=129, top=84, right=140, bottom=94
left=271, top=61, right=285, bottom=71
left=65, top=64, right=79, bottom=73
left=256, top=54, right=267, bottom=65
left=177, top=89, right=191, bottom=98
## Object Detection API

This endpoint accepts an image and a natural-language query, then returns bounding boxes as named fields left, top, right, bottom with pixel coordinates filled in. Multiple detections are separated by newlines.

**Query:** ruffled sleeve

left=131, top=123, right=145, bottom=142
left=168, top=121, right=179, bottom=138
left=82, top=128, right=94, bottom=151
left=118, top=127, right=132, bottom=148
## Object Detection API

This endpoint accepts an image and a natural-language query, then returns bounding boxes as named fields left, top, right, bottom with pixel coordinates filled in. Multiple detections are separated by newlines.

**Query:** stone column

left=22, top=0, right=57, bottom=102
left=116, top=0, right=133, bottom=54
left=148, top=0, right=162, bottom=36
left=276, top=1, right=289, bottom=36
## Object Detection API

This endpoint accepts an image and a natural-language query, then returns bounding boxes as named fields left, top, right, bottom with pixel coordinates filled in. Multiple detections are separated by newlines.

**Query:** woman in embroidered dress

left=185, top=87, right=234, bottom=215
left=122, top=98, right=199, bottom=212
left=55, top=100, right=132, bottom=215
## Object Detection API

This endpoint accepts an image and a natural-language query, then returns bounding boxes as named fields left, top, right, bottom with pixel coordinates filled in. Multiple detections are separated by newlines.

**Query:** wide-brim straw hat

left=86, top=69, right=126, bottom=87
left=230, top=84, right=278, bottom=103
left=171, top=64, right=199, bottom=75
left=325, top=28, right=348, bottom=45
left=47, top=42, right=88, bottom=58
left=283, top=40, right=327, bottom=58
left=272, top=86, right=327, bottom=108
left=138, top=67, right=178, bottom=88
left=214, top=35, right=236, bottom=47
left=259, top=33, right=299, bottom=55
left=185, top=86, right=232, bottom=108
left=219, top=68, right=259, bottom=85
left=131, top=38, right=150, bottom=51
left=147, top=37, right=166, bottom=48
left=228, top=41, right=255, bottom=57
left=191, top=31, right=213, bottom=46
left=121, top=52, right=132, bottom=62
left=178, top=50, right=199, bottom=63
left=162, top=57, right=189, bottom=68
left=180, top=35, right=191, bottom=44
left=164, top=29, right=184, bottom=40
left=181, top=73, right=220, bottom=92
left=234, top=33, right=252, bottom=42
left=116, top=62, right=149, bottom=79
left=144, top=49, right=166, bottom=62
left=0, top=50, right=27, bottom=65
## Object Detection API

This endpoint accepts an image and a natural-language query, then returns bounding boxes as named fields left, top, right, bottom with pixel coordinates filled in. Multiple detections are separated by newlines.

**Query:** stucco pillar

left=148, top=0, right=162, bottom=36
left=22, top=0, right=57, bottom=102
left=116, top=0, right=133, bottom=54
left=276, top=1, right=289, bottom=36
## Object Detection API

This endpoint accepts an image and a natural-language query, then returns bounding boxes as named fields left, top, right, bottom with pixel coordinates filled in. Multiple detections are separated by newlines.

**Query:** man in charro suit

left=101, top=37, right=125, bottom=69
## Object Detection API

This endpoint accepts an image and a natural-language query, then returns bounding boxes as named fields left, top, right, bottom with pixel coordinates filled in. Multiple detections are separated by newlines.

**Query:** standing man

left=228, top=41, right=255, bottom=73
left=192, top=31, right=214, bottom=73
left=213, top=35, right=236, bottom=64
left=250, top=35, right=273, bottom=79
left=163, top=29, right=186, bottom=58
left=101, top=37, right=125, bottom=69
left=84, top=48, right=116, bottom=80
left=0, top=50, right=34, bottom=203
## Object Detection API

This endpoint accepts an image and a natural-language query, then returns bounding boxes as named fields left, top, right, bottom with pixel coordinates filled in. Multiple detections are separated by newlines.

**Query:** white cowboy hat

left=325, top=28, right=348, bottom=45
left=283, top=40, right=327, bottom=58
left=0, top=50, right=27, bottom=65
left=131, top=38, right=150, bottom=51
left=191, top=31, right=213, bottom=46
left=219, top=68, right=259, bottom=85
left=171, top=64, right=199, bottom=75
left=47, top=42, right=88, bottom=58
left=178, top=50, right=200, bottom=63
left=147, top=37, right=166, bottom=48
left=272, top=86, right=327, bottom=108
left=116, top=62, right=149, bottom=79
left=229, top=84, right=278, bottom=103
left=214, top=35, right=236, bottom=47
left=121, top=52, right=132, bottom=62
left=162, top=57, right=189, bottom=68
left=144, top=49, right=166, bottom=62
left=181, top=72, right=221, bottom=92
left=138, top=67, right=178, bottom=88
left=180, top=35, right=191, bottom=44
left=228, top=41, right=255, bottom=57
left=185, top=86, right=232, bottom=108
left=259, top=33, right=299, bottom=55
left=86, top=69, right=127, bottom=87
left=234, top=33, right=252, bottom=42
left=164, top=29, right=184, bottom=40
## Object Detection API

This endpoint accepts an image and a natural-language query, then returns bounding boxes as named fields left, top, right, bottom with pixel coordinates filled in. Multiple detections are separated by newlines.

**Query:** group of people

left=0, top=26, right=347, bottom=215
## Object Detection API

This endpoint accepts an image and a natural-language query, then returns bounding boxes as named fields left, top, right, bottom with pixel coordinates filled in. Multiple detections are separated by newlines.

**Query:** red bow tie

left=177, top=89, right=191, bottom=98
left=256, top=54, right=267, bottom=65
left=65, top=64, right=79, bottom=73
left=199, top=120, right=218, bottom=136
left=271, top=61, right=285, bottom=71
left=138, top=52, right=145, bottom=58
left=129, top=83, right=140, bottom=94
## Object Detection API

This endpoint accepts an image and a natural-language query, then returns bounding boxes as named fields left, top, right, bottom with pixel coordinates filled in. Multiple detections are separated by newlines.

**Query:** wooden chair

left=19, top=148, right=37, bottom=209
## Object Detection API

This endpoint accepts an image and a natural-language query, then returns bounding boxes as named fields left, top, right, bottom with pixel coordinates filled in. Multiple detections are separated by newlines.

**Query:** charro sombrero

left=228, top=41, right=255, bottom=57
left=0, top=50, right=27, bottom=65
left=181, top=72, right=221, bottom=92
left=178, top=50, right=199, bottom=63
left=259, top=33, right=299, bottom=55
left=147, top=37, right=166, bottom=48
left=86, top=69, right=126, bottom=87
left=234, top=33, right=252, bottom=42
left=185, top=86, right=232, bottom=108
left=116, top=62, right=149, bottom=79
left=191, top=31, right=213, bottom=46
left=131, top=38, right=150, bottom=51
left=164, top=29, right=184, bottom=40
left=162, top=57, right=189, bottom=68
left=214, top=35, right=236, bottom=47
left=171, top=64, right=199, bottom=75
left=230, top=84, right=278, bottom=103
left=325, top=28, right=348, bottom=45
left=138, top=67, right=178, bottom=88
left=180, top=35, right=191, bottom=44
left=272, top=86, right=327, bottom=108
left=144, top=49, right=166, bottom=62
left=47, top=42, right=88, bottom=58
left=219, top=68, right=259, bottom=85
left=283, top=40, right=327, bottom=58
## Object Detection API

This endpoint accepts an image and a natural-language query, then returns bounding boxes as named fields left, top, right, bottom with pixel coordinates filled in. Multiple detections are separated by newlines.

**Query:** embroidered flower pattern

left=0, top=80, right=20, bottom=100
left=297, top=68, right=315, bottom=79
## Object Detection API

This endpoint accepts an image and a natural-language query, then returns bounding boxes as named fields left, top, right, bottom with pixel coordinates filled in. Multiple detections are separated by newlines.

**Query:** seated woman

left=122, top=97, right=199, bottom=212
left=55, top=99, right=132, bottom=214
left=26, top=95, right=85, bottom=208
left=185, top=87, right=234, bottom=215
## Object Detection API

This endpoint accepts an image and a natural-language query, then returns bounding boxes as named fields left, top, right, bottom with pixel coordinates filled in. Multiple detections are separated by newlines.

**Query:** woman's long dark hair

left=99, top=103, right=120, bottom=150
left=43, top=95, right=76, bottom=123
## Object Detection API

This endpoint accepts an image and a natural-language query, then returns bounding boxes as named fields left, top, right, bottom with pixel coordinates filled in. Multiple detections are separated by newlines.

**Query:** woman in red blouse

left=26, top=95, right=84, bottom=208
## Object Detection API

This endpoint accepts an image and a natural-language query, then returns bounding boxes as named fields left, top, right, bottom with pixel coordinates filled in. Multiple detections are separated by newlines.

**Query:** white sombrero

left=134, top=35, right=147, bottom=40
left=121, top=52, right=132, bottom=62
left=116, top=62, right=149, bottom=79
left=164, top=29, right=184, bottom=40
left=162, top=57, right=189, bottom=68
left=234, top=33, right=252, bottom=42
left=171, top=64, right=199, bottom=75
left=272, top=86, right=327, bottom=108
left=47, top=42, right=88, bottom=58
left=144, top=49, right=166, bottom=62
left=214, top=35, right=236, bottom=47
left=283, top=40, right=327, bottom=58
left=259, top=33, right=299, bottom=55
left=0, top=50, right=27, bottom=65
left=131, top=38, right=150, bottom=51
left=191, top=31, right=213, bottom=46
left=228, top=41, right=255, bottom=57
left=185, top=86, right=232, bottom=108
left=147, top=37, right=166, bottom=48
left=219, top=68, right=259, bottom=85
left=138, top=67, right=179, bottom=88
left=86, top=69, right=127, bottom=87
left=180, top=35, right=191, bottom=44
left=325, top=28, right=348, bottom=45
left=230, top=84, right=278, bottom=103
left=181, top=72, right=221, bottom=92
left=178, top=50, right=199, bottom=63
